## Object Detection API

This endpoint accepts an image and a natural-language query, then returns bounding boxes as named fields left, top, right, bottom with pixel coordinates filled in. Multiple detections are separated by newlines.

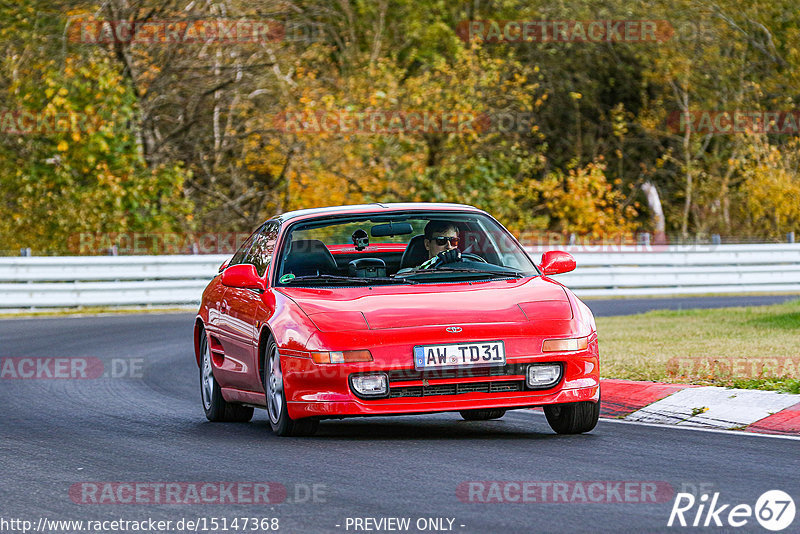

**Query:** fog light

left=527, top=364, right=561, bottom=388
left=350, top=373, right=388, bottom=398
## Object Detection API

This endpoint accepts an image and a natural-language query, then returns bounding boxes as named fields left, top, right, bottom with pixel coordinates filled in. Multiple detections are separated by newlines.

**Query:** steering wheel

left=461, top=252, right=487, bottom=263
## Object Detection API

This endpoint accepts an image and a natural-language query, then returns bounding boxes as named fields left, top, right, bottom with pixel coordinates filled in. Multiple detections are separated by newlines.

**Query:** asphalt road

left=1, top=307, right=799, bottom=533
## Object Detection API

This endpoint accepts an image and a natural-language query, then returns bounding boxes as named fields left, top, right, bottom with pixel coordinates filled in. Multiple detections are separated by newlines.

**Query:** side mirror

left=539, top=251, right=576, bottom=275
left=221, top=264, right=265, bottom=291
left=218, top=258, right=231, bottom=273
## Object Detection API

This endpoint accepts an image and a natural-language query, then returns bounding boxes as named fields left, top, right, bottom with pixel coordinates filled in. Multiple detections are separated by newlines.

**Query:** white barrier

left=0, top=255, right=228, bottom=308
left=525, top=244, right=800, bottom=297
left=1, top=244, right=799, bottom=307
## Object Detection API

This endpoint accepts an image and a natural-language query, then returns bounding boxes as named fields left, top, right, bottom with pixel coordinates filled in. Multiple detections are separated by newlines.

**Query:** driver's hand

left=436, top=249, right=462, bottom=265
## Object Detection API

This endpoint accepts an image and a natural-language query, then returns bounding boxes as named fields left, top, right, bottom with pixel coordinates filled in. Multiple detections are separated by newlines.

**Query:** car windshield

left=275, top=211, right=538, bottom=285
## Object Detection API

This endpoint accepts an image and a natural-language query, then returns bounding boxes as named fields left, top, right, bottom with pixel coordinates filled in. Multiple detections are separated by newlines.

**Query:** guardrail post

left=20, top=247, right=31, bottom=256
left=712, top=234, right=721, bottom=245
left=637, top=233, right=650, bottom=247
left=788, top=232, right=795, bottom=244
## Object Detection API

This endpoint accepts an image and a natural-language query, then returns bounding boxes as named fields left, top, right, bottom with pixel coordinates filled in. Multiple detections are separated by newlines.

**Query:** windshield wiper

left=283, top=274, right=416, bottom=285
left=400, top=267, right=524, bottom=279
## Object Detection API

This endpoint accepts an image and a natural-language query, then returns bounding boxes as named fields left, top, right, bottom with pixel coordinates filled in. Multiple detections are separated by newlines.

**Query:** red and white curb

left=599, top=379, right=800, bottom=436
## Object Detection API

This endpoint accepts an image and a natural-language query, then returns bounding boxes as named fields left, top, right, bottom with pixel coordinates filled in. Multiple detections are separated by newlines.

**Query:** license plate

left=413, top=341, right=505, bottom=370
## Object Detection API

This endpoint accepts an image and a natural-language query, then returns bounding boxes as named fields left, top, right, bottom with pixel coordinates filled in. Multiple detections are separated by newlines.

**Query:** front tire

left=264, top=339, right=319, bottom=437
left=544, top=400, right=600, bottom=434
left=459, top=409, right=506, bottom=421
left=200, top=328, right=254, bottom=423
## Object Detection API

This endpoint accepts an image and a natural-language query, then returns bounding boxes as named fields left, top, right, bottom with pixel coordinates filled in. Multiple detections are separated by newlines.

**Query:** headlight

left=526, top=363, right=562, bottom=389
left=349, top=373, right=388, bottom=398
left=311, top=350, right=373, bottom=364
left=541, top=336, right=589, bottom=352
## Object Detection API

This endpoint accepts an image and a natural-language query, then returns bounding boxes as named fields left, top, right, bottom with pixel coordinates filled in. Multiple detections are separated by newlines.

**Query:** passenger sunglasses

left=432, top=236, right=459, bottom=246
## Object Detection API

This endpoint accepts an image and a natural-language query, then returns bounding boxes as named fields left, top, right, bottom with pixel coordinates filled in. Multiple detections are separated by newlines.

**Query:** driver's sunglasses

left=433, top=236, right=459, bottom=246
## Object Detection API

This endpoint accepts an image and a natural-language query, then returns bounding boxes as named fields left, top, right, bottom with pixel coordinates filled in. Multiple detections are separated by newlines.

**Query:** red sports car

left=194, top=203, right=600, bottom=436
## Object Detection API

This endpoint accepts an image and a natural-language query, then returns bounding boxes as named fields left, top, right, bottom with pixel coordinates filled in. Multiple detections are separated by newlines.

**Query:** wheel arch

left=257, top=324, right=277, bottom=386
left=193, top=316, right=205, bottom=367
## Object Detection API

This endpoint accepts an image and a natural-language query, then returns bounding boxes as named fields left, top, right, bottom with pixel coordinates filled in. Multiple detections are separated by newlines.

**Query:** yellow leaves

left=57, top=140, right=69, bottom=152
left=736, top=139, right=800, bottom=234
left=534, top=161, right=638, bottom=237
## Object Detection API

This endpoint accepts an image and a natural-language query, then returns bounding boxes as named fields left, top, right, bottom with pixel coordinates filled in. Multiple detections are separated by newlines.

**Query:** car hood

left=276, top=277, right=572, bottom=330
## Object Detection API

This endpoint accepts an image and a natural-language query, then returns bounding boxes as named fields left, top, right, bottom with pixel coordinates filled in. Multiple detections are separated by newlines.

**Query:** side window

left=245, top=222, right=279, bottom=277
left=229, top=225, right=263, bottom=267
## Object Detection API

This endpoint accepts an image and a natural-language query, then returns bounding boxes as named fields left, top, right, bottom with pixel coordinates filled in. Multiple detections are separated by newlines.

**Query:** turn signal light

left=542, top=336, right=589, bottom=352
left=311, top=350, right=373, bottom=364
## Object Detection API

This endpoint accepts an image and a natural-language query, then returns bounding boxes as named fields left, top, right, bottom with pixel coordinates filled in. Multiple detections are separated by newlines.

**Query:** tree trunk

left=642, top=182, right=667, bottom=243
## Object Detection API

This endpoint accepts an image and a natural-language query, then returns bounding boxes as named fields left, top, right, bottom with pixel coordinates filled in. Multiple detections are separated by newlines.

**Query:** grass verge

left=597, top=299, right=800, bottom=393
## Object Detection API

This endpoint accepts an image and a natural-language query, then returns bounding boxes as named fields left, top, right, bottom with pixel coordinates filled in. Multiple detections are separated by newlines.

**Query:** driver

left=417, top=221, right=462, bottom=269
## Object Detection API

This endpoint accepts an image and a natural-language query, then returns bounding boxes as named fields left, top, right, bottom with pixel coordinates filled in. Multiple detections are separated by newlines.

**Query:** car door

left=219, top=222, right=279, bottom=392
left=213, top=226, right=261, bottom=390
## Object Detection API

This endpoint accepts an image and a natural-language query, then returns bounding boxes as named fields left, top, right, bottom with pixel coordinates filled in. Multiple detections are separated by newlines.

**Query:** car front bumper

left=282, top=348, right=600, bottom=419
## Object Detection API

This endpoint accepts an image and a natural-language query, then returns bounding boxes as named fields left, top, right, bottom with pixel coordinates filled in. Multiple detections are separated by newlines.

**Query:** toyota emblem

left=446, top=326, right=463, bottom=333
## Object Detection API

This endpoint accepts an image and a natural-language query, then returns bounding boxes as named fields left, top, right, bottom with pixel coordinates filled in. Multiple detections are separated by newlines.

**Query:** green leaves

left=3, top=0, right=800, bottom=252
left=0, top=7, right=192, bottom=254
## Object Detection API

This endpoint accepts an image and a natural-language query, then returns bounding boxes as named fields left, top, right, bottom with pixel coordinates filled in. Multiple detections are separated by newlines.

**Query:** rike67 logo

left=668, top=490, right=795, bottom=531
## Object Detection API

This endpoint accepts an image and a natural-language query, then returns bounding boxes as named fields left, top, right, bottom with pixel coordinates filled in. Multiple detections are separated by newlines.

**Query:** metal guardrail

left=530, top=244, right=800, bottom=297
left=0, top=255, right=228, bottom=308
left=1, top=244, right=799, bottom=308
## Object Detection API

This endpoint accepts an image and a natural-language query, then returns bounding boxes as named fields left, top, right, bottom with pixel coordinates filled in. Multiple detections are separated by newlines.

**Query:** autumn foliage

left=1, top=0, right=799, bottom=254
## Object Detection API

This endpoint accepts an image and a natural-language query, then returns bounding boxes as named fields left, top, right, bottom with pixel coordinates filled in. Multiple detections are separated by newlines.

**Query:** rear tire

left=544, top=400, right=600, bottom=434
left=200, top=328, right=254, bottom=423
left=459, top=409, right=506, bottom=421
left=264, top=338, right=319, bottom=437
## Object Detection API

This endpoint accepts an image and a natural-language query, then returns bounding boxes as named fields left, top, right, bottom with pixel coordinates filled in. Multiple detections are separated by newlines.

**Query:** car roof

left=270, top=202, right=487, bottom=224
